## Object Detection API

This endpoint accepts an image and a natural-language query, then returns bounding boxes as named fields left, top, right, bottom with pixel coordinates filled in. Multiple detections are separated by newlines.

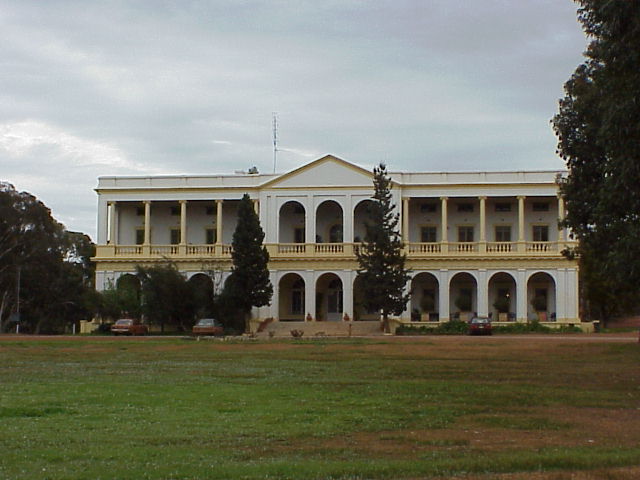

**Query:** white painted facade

left=94, top=155, right=580, bottom=325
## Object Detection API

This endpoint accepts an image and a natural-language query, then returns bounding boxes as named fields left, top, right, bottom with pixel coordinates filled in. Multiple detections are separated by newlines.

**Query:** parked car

left=111, top=319, right=148, bottom=336
left=192, top=318, right=224, bottom=336
left=468, top=316, right=492, bottom=335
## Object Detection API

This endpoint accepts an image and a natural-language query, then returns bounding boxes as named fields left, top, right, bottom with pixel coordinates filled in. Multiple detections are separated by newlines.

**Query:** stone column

left=402, top=197, right=410, bottom=242
left=477, top=269, right=488, bottom=317
left=517, top=196, right=525, bottom=252
left=180, top=200, right=187, bottom=245
left=440, top=197, right=448, bottom=244
left=216, top=200, right=223, bottom=245
left=108, top=201, right=117, bottom=245
left=558, top=195, right=565, bottom=242
left=516, top=269, right=527, bottom=322
left=438, top=269, right=450, bottom=322
left=143, top=201, right=151, bottom=245
left=479, top=196, right=487, bottom=252
left=253, top=199, right=259, bottom=214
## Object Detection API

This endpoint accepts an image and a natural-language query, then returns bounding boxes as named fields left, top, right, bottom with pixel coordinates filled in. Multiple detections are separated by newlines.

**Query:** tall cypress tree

left=356, top=163, right=410, bottom=332
left=223, top=193, right=272, bottom=331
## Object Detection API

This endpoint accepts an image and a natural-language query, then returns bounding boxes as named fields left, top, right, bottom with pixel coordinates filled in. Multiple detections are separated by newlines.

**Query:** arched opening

left=410, top=272, right=439, bottom=321
left=116, top=273, right=140, bottom=293
left=278, top=273, right=305, bottom=321
left=188, top=273, right=214, bottom=320
left=353, top=200, right=375, bottom=242
left=316, top=273, right=343, bottom=321
left=527, top=272, right=556, bottom=322
left=316, top=201, right=343, bottom=243
left=449, top=272, right=477, bottom=322
left=279, top=201, right=306, bottom=244
left=488, top=272, right=516, bottom=322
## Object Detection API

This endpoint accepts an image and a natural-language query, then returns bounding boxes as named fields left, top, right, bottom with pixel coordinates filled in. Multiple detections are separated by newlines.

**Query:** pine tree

left=356, top=163, right=411, bottom=332
left=223, top=193, right=272, bottom=331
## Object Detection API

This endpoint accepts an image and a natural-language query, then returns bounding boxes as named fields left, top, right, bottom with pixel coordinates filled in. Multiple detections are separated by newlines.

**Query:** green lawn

left=0, top=336, right=639, bottom=479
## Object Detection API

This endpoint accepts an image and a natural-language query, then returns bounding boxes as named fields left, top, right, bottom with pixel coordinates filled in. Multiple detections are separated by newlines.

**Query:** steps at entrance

left=256, top=320, right=383, bottom=338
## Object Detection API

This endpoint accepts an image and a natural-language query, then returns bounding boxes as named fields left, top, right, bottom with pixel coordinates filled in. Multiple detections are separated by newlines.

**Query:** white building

left=94, top=155, right=580, bottom=326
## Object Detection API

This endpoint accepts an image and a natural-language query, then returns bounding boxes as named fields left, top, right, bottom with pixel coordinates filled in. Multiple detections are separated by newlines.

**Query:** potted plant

left=420, top=294, right=435, bottom=321
left=493, top=296, right=510, bottom=322
left=531, top=295, right=547, bottom=322
left=454, top=294, right=472, bottom=321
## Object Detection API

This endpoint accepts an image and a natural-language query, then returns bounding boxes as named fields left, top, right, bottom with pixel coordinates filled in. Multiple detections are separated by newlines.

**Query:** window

left=495, top=226, right=512, bottom=242
left=170, top=228, right=180, bottom=245
left=420, top=226, right=437, bottom=243
left=170, top=206, right=180, bottom=216
left=291, top=279, right=305, bottom=315
left=293, top=204, right=305, bottom=214
left=532, top=225, right=549, bottom=242
left=420, top=203, right=437, bottom=213
left=205, top=206, right=215, bottom=215
left=205, top=228, right=216, bottom=245
left=294, top=227, right=305, bottom=244
left=532, top=202, right=550, bottom=212
left=495, top=202, right=511, bottom=212
left=458, top=226, right=474, bottom=242
left=135, top=229, right=145, bottom=245
left=457, top=203, right=474, bottom=212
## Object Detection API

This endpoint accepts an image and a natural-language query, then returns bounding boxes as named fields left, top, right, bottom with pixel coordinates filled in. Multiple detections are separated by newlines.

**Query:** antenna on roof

left=272, top=112, right=278, bottom=173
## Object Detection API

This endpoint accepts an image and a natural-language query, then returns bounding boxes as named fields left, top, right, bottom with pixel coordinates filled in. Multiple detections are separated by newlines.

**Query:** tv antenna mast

left=272, top=112, right=278, bottom=173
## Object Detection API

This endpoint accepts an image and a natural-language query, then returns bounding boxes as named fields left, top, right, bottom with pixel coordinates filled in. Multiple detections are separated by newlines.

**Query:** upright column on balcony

left=179, top=200, right=187, bottom=255
left=402, top=197, right=410, bottom=243
left=253, top=199, right=259, bottom=214
left=479, top=196, right=487, bottom=253
left=557, top=195, right=565, bottom=245
left=143, top=201, right=151, bottom=255
left=108, top=201, right=117, bottom=245
left=216, top=200, right=223, bottom=254
left=517, top=196, right=526, bottom=252
left=440, top=197, right=448, bottom=251
left=305, top=195, right=315, bottom=246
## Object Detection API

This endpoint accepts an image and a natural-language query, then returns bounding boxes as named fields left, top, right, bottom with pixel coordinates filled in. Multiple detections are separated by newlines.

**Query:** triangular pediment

left=262, top=155, right=374, bottom=189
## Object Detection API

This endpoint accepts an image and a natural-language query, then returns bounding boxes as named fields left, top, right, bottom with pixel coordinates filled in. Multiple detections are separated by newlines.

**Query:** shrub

left=396, top=320, right=468, bottom=336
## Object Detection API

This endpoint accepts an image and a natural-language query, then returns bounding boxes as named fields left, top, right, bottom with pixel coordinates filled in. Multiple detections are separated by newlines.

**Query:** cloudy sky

left=1, top=1, right=588, bottom=240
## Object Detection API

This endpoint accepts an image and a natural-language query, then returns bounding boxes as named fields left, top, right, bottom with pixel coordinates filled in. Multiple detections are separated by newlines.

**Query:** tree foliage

left=552, top=1, right=640, bottom=320
left=222, top=194, right=272, bottom=331
left=136, top=264, right=195, bottom=331
left=0, top=182, right=95, bottom=333
left=356, top=164, right=411, bottom=330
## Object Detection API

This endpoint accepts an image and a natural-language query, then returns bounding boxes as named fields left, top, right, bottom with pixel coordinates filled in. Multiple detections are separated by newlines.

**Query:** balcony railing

left=96, top=241, right=575, bottom=261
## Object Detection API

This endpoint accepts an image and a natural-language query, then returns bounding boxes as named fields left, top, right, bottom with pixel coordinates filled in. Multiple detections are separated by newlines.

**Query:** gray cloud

left=0, top=0, right=587, bottom=239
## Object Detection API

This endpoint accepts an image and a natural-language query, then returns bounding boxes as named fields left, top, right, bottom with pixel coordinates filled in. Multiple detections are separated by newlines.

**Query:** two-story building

left=93, top=155, right=579, bottom=326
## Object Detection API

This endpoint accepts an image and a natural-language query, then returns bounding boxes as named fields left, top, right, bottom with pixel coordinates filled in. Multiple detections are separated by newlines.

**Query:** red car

left=192, top=318, right=224, bottom=336
left=468, top=316, right=492, bottom=336
left=111, top=319, right=149, bottom=336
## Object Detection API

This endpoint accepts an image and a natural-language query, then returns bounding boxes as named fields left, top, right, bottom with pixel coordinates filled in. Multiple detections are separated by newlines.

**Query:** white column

left=143, top=201, right=151, bottom=245
left=517, top=196, right=525, bottom=241
left=108, top=201, right=117, bottom=245
left=402, top=197, right=410, bottom=242
left=253, top=199, right=259, bottom=214
left=98, top=199, right=109, bottom=244
left=342, top=270, right=353, bottom=321
left=477, top=269, right=488, bottom=317
left=216, top=200, right=223, bottom=245
left=180, top=200, right=187, bottom=245
left=343, top=195, right=353, bottom=244
left=516, top=269, right=527, bottom=322
left=305, top=195, right=315, bottom=244
left=479, top=196, right=486, bottom=242
left=440, top=197, right=448, bottom=243
left=556, top=269, right=566, bottom=322
left=438, top=269, right=450, bottom=322
left=558, top=195, right=565, bottom=242
left=304, top=270, right=316, bottom=320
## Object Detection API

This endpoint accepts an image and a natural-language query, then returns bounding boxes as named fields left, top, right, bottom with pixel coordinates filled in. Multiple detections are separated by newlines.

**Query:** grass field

left=0, top=335, right=639, bottom=479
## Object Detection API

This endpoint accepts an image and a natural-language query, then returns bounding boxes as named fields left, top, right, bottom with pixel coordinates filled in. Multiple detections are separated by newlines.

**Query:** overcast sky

left=1, top=0, right=587, bottom=240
